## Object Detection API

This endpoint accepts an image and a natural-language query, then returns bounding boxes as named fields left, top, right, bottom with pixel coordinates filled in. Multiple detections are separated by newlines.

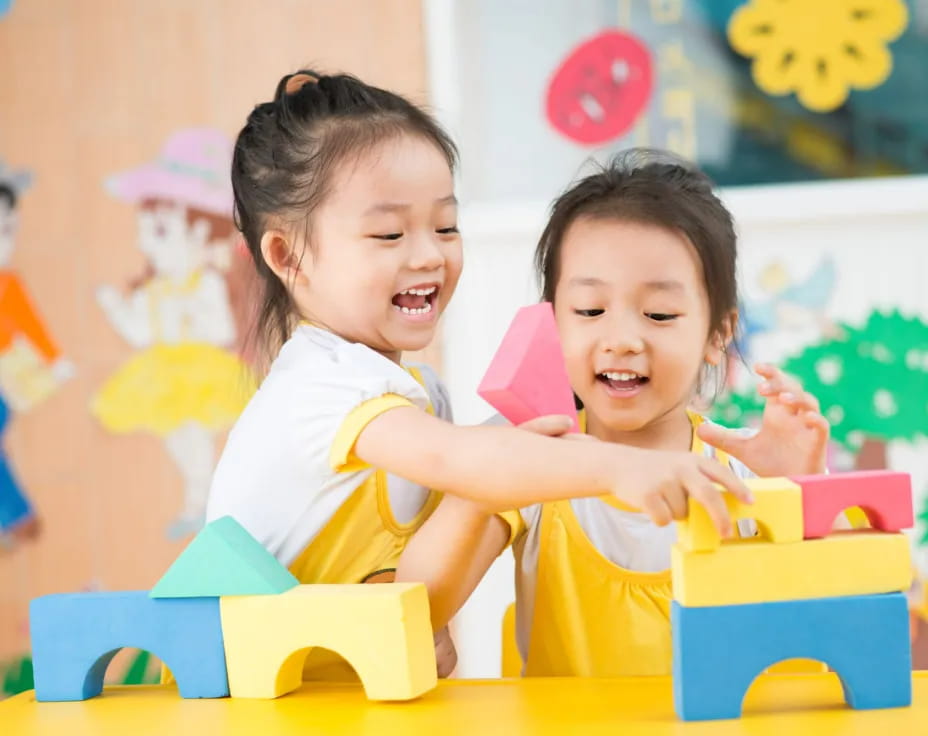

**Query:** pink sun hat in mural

left=105, top=128, right=233, bottom=217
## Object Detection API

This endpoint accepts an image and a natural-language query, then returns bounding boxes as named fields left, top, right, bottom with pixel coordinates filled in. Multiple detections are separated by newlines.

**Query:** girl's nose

left=407, top=234, right=444, bottom=271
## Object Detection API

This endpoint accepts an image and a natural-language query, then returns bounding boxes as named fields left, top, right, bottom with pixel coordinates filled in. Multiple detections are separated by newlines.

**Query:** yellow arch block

left=676, top=478, right=802, bottom=552
left=219, top=583, right=437, bottom=700
left=672, top=531, right=912, bottom=607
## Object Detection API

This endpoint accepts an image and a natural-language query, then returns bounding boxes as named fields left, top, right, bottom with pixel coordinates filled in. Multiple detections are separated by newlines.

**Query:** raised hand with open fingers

left=697, top=363, right=829, bottom=477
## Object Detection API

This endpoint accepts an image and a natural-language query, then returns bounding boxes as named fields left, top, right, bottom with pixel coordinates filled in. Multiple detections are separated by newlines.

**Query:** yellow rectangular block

left=220, top=583, right=436, bottom=700
left=671, top=531, right=912, bottom=607
left=677, top=478, right=802, bottom=552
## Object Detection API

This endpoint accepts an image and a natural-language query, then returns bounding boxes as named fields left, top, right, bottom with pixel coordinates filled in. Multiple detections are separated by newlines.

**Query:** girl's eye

left=373, top=233, right=403, bottom=241
left=646, top=313, right=678, bottom=322
left=436, top=226, right=459, bottom=235
left=575, top=309, right=604, bottom=317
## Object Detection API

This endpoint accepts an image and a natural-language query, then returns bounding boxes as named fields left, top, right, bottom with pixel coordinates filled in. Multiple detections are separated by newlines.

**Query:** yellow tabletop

left=3, top=673, right=927, bottom=735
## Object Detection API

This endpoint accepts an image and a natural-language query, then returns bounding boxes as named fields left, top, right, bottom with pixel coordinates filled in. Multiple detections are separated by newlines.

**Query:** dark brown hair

left=535, top=149, right=740, bottom=397
left=231, top=69, right=458, bottom=364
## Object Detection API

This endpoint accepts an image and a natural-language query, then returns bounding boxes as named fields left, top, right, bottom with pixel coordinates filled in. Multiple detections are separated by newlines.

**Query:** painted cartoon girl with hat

left=92, top=128, right=255, bottom=539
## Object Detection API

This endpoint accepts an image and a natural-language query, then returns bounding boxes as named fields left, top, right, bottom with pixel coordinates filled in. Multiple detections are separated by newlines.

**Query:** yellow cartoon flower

left=728, top=0, right=908, bottom=112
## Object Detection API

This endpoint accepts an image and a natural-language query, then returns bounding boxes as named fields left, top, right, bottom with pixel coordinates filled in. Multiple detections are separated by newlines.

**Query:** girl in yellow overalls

left=206, top=74, right=754, bottom=679
left=398, top=150, right=833, bottom=676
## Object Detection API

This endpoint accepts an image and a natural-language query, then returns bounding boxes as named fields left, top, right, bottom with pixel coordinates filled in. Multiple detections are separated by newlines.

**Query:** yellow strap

left=329, top=393, right=414, bottom=472
left=497, top=509, right=526, bottom=547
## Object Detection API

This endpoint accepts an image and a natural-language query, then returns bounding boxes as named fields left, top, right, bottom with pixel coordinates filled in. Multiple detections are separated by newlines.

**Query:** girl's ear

left=705, top=309, right=738, bottom=366
left=260, top=229, right=309, bottom=286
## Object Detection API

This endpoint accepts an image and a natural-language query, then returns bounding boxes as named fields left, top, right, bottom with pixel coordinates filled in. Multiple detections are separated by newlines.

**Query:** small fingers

left=643, top=494, right=675, bottom=527
left=663, top=485, right=689, bottom=521
left=516, top=414, right=573, bottom=437
left=776, top=390, right=820, bottom=414
left=698, top=457, right=754, bottom=504
left=563, top=432, right=598, bottom=442
left=757, top=365, right=804, bottom=399
left=803, top=410, right=830, bottom=432
left=686, top=471, right=732, bottom=538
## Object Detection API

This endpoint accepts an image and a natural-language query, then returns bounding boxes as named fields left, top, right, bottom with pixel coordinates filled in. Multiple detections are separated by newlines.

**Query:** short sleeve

left=330, top=393, right=418, bottom=472
left=288, top=339, right=431, bottom=474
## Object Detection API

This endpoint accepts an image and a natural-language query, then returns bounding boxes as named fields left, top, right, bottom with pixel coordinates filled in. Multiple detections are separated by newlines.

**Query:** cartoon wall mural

left=92, top=129, right=255, bottom=540
left=0, top=162, right=73, bottom=550
left=727, top=0, right=910, bottom=113
left=717, top=308, right=928, bottom=468
left=545, top=30, right=654, bottom=146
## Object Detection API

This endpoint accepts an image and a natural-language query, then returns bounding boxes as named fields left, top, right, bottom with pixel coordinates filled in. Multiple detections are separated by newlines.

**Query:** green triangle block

left=151, top=516, right=299, bottom=598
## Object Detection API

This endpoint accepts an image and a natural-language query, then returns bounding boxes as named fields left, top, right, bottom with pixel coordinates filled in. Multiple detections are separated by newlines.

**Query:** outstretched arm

left=355, top=406, right=753, bottom=535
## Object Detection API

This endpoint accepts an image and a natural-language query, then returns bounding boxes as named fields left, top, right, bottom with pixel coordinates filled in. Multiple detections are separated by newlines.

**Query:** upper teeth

left=603, top=371, right=639, bottom=381
left=398, top=287, right=437, bottom=296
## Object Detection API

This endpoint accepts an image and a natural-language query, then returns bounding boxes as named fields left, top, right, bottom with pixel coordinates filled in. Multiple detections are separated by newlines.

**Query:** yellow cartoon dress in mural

left=93, top=129, right=254, bottom=539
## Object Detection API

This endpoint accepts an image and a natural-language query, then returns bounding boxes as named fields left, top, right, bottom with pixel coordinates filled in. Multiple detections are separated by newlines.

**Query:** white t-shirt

left=509, top=419, right=758, bottom=661
left=206, top=325, right=451, bottom=567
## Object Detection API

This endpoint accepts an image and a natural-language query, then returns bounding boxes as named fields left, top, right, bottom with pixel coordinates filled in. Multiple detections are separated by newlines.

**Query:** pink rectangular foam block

left=478, top=302, right=579, bottom=432
left=789, top=470, right=913, bottom=539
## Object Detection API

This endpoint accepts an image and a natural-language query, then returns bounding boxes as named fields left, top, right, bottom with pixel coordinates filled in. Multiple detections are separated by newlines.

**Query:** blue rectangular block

left=672, top=592, right=912, bottom=721
left=30, top=591, right=228, bottom=701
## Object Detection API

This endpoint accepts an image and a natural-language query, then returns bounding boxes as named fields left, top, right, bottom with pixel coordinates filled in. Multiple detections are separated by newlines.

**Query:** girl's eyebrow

left=643, top=279, right=685, bottom=293
left=567, top=276, right=608, bottom=287
left=362, top=194, right=457, bottom=217
left=567, top=277, right=687, bottom=294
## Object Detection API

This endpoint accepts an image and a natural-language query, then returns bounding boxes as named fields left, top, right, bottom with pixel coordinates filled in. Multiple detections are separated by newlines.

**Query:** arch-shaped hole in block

left=276, top=645, right=362, bottom=695
left=83, top=646, right=169, bottom=698
left=740, top=658, right=838, bottom=716
left=820, top=505, right=876, bottom=534
left=83, top=647, right=122, bottom=698
left=795, top=471, right=913, bottom=538
left=763, top=658, right=828, bottom=675
left=104, top=647, right=162, bottom=686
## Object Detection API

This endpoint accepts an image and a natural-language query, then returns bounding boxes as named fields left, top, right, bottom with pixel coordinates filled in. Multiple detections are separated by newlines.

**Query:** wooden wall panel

left=0, top=0, right=437, bottom=668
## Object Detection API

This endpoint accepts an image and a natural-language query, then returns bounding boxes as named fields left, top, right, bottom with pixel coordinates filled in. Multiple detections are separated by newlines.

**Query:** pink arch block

left=478, top=303, right=579, bottom=432
left=790, top=470, right=913, bottom=539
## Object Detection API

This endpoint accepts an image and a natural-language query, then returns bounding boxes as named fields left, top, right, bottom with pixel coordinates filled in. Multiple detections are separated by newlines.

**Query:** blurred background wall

left=1, top=0, right=926, bottom=690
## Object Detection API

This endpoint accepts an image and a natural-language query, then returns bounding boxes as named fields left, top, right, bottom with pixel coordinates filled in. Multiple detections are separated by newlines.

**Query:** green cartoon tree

left=782, top=310, right=926, bottom=452
left=711, top=309, right=928, bottom=545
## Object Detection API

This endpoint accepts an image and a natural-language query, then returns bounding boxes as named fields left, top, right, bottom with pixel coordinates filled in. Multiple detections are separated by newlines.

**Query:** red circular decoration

left=546, top=30, right=654, bottom=146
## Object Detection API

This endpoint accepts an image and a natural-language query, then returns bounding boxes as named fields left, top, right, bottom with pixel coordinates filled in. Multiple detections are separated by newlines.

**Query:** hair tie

left=285, top=73, right=319, bottom=95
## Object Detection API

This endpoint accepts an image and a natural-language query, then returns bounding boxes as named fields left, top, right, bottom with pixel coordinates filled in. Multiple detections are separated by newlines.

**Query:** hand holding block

left=791, top=470, right=913, bottom=538
left=219, top=583, right=436, bottom=700
left=676, top=478, right=802, bottom=552
left=478, top=302, right=579, bottom=432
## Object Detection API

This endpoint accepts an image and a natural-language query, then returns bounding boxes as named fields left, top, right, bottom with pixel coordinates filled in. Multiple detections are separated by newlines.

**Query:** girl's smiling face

left=277, top=134, right=462, bottom=362
left=553, top=217, right=730, bottom=447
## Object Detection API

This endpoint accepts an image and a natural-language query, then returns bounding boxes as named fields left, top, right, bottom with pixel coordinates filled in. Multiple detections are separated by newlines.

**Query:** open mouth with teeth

left=598, top=371, right=650, bottom=391
left=391, top=285, right=438, bottom=316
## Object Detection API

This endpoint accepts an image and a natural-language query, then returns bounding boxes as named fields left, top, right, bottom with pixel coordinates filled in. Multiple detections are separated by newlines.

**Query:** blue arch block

left=30, top=591, right=228, bottom=701
left=672, top=593, right=912, bottom=721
